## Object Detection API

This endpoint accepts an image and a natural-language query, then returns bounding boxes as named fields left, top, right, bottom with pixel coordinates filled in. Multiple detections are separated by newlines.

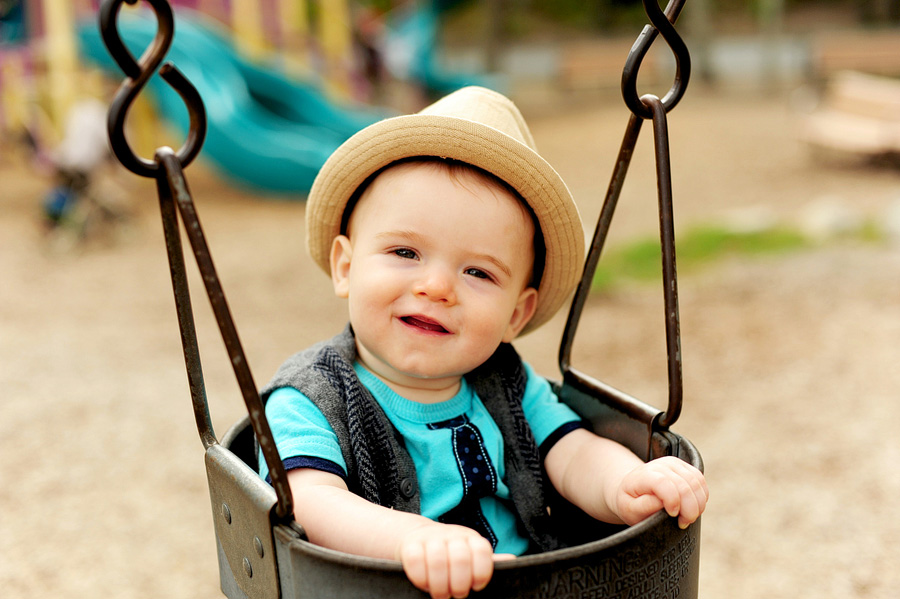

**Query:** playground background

left=3, top=1, right=900, bottom=598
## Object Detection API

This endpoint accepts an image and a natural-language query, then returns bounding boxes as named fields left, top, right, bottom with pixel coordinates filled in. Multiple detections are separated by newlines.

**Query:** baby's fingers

left=466, top=537, right=495, bottom=593
left=399, top=526, right=494, bottom=599
left=399, top=540, right=430, bottom=594
left=676, top=468, right=709, bottom=528
left=617, top=491, right=665, bottom=525
left=444, top=536, right=493, bottom=596
left=620, top=458, right=708, bottom=527
left=650, top=458, right=708, bottom=527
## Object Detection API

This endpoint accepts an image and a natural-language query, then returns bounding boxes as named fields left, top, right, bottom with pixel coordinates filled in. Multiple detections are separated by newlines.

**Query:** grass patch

left=592, top=225, right=810, bottom=291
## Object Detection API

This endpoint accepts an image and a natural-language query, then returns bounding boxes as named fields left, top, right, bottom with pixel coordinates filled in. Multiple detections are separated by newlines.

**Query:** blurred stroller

left=41, top=98, right=132, bottom=250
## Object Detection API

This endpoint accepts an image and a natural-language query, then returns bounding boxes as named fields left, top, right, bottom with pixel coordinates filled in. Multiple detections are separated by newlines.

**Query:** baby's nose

left=414, top=267, right=457, bottom=304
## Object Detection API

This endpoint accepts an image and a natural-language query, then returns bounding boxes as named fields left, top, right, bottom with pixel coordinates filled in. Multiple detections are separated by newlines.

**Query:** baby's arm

left=544, top=428, right=708, bottom=529
left=287, top=468, right=501, bottom=599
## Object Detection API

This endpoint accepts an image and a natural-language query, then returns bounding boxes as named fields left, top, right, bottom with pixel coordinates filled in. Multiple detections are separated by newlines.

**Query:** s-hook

left=99, top=0, right=294, bottom=520
left=100, top=0, right=205, bottom=177
left=560, top=0, right=690, bottom=433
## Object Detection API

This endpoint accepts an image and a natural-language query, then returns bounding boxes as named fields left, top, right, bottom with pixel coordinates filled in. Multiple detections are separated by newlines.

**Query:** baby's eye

left=464, top=267, right=493, bottom=281
left=392, top=248, right=418, bottom=260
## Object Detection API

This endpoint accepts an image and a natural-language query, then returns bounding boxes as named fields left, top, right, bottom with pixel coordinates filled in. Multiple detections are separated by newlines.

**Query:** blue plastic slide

left=78, top=9, right=386, bottom=196
left=384, top=1, right=497, bottom=96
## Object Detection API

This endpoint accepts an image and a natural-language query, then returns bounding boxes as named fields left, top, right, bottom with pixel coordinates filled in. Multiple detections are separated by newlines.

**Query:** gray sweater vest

left=261, top=325, right=563, bottom=552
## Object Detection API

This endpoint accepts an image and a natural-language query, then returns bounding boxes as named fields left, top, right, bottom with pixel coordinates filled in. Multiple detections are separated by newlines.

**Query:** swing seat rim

left=220, top=414, right=702, bottom=572
left=278, top=507, right=678, bottom=572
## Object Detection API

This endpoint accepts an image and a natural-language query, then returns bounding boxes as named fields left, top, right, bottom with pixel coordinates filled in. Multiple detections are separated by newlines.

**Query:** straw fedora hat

left=306, top=86, right=584, bottom=334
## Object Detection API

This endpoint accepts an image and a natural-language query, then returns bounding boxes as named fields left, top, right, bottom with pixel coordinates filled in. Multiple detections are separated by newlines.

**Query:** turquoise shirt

left=261, top=361, right=581, bottom=555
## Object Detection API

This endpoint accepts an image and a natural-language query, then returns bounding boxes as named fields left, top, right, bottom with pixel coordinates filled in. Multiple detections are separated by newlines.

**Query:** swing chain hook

left=622, top=0, right=691, bottom=120
left=560, top=0, right=690, bottom=444
left=100, top=0, right=206, bottom=177
left=99, top=0, right=293, bottom=519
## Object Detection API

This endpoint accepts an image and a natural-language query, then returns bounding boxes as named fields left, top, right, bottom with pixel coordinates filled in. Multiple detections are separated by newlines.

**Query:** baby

left=260, top=86, right=707, bottom=599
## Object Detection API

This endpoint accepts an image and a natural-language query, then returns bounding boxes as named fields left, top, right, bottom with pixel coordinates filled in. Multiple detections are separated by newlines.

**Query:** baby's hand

left=397, top=522, right=503, bottom=599
left=614, top=456, right=708, bottom=529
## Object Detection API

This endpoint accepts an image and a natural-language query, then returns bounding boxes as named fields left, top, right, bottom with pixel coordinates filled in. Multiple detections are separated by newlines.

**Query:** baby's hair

left=340, top=157, right=546, bottom=289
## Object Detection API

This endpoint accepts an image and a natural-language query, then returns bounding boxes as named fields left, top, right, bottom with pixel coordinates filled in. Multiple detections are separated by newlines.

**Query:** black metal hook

left=560, top=0, right=690, bottom=440
left=622, top=0, right=691, bottom=119
left=100, top=0, right=207, bottom=177
left=100, top=0, right=292, bottom=520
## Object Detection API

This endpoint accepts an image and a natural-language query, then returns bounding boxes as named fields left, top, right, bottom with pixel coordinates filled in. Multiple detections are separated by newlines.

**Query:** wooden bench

left=800, top=70, right=900, bottom=156
left=811, top=30, right=900, bottom=80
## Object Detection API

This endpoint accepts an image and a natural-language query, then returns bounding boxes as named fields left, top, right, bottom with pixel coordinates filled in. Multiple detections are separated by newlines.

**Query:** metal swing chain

left=99, top=0, right=294, bottom=520
left=560, top=0, right=690, bottom=432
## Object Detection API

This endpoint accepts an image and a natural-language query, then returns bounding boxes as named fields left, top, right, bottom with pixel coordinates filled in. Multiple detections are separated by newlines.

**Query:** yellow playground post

left=316, top=0, right=353, bottom=98
left=231, top=0, right=268, bottom=59
left=278, top=0, right=312, bottom=75
left=228, top=0, right=352, bottom=98
left=0, top=50, right=30, bottom=135
left=43, top=0, right=80, bottom=137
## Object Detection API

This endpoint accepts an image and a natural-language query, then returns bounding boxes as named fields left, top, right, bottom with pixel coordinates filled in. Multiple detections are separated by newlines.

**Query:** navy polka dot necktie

left=428, top=414, right=498, bottom=547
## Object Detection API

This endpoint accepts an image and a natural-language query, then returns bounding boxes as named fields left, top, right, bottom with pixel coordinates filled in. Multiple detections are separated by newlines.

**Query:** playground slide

left=77, top=9, right=385, bottom=196
left=384, top=2, right=499, bottom=96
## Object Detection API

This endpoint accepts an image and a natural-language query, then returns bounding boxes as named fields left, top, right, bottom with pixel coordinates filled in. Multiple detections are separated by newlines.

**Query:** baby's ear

left=502, top=287, right=538, bottom=342
left=330, top=235, right=353, bottom=298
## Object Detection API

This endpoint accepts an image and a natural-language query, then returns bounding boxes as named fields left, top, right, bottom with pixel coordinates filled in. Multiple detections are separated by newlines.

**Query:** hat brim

left=306, top=113, right=584, bottom=335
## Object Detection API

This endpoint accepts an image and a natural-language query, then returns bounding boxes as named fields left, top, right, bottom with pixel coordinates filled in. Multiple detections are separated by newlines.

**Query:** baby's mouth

left=401, top=316, right=450, bottom=334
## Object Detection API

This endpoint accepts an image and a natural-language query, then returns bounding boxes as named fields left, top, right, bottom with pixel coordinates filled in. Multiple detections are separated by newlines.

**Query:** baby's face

left=330, top=162, right=538, bottom=397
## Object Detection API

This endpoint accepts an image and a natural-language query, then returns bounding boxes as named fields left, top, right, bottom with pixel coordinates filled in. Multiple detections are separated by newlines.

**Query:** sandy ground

left=2, top=87, right=900, bottom=598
